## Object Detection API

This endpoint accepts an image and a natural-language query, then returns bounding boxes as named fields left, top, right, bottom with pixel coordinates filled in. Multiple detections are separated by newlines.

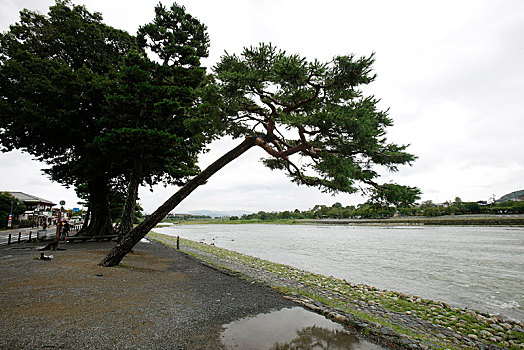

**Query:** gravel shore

left=0, top=239, right=295, bottom=349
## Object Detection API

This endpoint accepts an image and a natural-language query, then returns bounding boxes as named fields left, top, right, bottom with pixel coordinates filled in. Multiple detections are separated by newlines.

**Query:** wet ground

left=0, top=240, right=293, bottom=349
left=221, top=307, right=384, bottom=349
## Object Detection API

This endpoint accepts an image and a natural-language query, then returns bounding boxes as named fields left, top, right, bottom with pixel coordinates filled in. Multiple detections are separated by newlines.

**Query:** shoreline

left=148, top=231, right=523, bottom=349
left=163, top=214, right=524, bottom=227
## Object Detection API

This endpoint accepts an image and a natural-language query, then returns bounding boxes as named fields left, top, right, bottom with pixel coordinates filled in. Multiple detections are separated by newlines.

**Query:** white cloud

left=1, top=0, right=523, bottom=213
left=0, top=151, right=84, bottom=208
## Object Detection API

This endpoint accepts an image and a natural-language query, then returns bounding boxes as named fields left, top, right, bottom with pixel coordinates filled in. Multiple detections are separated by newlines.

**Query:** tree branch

left=283, top=85, right=321, bottom=114
left=249, top=86, right=279, bottom=117
left=255, top=136, right=307, bottom=158
left=285, top=158, right=320, bottom=186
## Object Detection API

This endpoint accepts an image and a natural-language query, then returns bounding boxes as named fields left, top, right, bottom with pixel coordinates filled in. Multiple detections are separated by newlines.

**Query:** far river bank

left=165, top=214, right=524, bottom=227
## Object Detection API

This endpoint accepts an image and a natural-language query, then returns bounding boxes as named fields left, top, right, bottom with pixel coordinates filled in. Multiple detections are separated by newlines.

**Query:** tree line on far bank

left=227, top=198, right=524, bottom=221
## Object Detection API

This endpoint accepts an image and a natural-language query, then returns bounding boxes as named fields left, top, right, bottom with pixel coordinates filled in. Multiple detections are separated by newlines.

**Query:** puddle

left=221, top=307, right=386, bottom=349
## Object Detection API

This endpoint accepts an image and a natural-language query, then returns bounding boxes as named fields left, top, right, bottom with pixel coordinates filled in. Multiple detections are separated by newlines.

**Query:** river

left=155, top=224, right=524, bottom=322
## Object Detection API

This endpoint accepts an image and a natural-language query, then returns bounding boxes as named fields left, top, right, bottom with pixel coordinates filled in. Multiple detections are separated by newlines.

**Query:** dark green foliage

left=423, top=207, right=441, bottom=217
left=214, top=43, right=420, bottom=205
left=488, top=200, right=524, bottom=214
left=101, top=4, right=210, bottom=185
left=397, top=206, right=418, bottom=216
left=163, top=213, right=211, bottom=221
left=101, top=3, right=212, bottom=189
left=104, top=3, right=213, bottom=237
left=368, top=183, right=422, bottom=208
left=137, top=3, right=208, bottom=66
left=236, top=197, right=524, bottom=221
left=0, top=1, right=213, bottom=236
left=0, top=1, right=139, bottom=235
left=0, top=192, right=26, bottom=228
left=0, top=1, right=211, bottom=187
left=0, top=1, right=136, bottom=184
left=464, top=202, right=481, bottom=214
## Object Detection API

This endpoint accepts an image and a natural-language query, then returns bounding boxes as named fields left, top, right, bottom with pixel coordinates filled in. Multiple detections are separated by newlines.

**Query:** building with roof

left=7, top=191, right=57, bottom=225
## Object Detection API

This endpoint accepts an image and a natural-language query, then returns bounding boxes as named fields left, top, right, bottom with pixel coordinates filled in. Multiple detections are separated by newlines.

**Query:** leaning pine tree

left=100, top=44, right=420, bottom=267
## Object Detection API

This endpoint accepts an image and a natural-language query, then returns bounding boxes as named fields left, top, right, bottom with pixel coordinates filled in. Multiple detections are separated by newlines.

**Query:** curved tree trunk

left=99, top=136, right=256, bottom=267
left=117, top=171, right=140, bottom=241
left=81, top=178, right=114, bottom=237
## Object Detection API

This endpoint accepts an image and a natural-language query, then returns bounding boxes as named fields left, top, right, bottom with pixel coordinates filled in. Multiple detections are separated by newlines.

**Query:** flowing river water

left=155, top=224, right=524, bottom=322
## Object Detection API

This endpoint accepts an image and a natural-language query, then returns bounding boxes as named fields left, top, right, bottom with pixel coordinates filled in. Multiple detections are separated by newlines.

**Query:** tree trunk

left=99, top=136, right=256, bottom=267
left=117, top=171, right=140, bottom=241
left=81, top=178, right=114, bottom=237
left=77, top=206, right=91, bottom=235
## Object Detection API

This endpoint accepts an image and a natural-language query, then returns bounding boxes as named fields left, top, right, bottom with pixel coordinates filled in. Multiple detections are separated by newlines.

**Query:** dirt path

left=0, top=240, right=294, bottom=349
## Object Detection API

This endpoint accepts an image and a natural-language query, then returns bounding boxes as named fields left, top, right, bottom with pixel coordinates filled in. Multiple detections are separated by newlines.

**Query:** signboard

left=7, top=213, right=13, bottom=228
left=73, top=208, right=80, bottom=212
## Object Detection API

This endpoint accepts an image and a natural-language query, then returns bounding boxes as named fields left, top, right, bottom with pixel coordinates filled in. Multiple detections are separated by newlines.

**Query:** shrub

left=423, top=207, right=441, bottom=217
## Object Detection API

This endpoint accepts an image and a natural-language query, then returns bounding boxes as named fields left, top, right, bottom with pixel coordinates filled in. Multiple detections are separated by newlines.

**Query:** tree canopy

left=94, top=3, right=213, bottom=236
left=101, top=43, right=420, bottom=266
left=0, top=1, right=136, bottom=182
left=214, top=44, right=418, bottom=199
left=0, top=1, right=137, bottom=235
left=0, top=1, right=213, bottom=236
left=99, top=2, right=212, bottom=188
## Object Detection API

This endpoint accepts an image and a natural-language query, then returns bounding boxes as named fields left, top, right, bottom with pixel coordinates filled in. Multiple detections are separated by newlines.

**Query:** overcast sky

left=1, top=0, right=523, bottom=214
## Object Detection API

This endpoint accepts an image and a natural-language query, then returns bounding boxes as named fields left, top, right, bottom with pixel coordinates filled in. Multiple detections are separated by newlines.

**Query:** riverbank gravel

left=0, top=240, right=295, bottom=349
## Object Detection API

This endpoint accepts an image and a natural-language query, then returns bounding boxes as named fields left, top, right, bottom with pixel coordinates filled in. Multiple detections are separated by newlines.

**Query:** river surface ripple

left=156, top=224, right=524, bottom=322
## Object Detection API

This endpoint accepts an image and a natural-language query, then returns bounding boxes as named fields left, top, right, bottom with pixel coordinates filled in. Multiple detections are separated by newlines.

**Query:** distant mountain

left=497, top=190, right=524, bottom=202
left=187, top=209, right=253, bottom=218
